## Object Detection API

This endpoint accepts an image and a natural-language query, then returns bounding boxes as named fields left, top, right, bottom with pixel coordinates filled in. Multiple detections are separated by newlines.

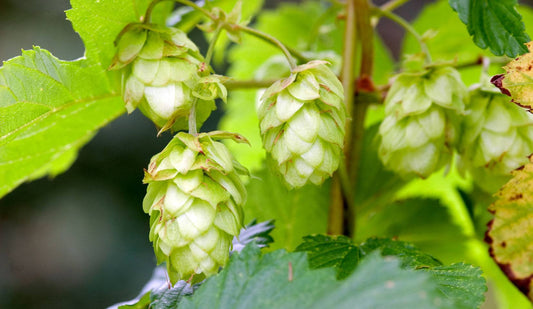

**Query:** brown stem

left=328, top=0, right=357, bottom=236
left=345, top=0, right=374, bottom=238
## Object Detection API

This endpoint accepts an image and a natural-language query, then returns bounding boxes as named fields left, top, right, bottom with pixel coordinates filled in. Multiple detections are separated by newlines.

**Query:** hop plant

left=110, top=25, right=220, bottom=131
left=458, top=85, right=533, bottom=193
left=378, top=66, right=467, bottom=178
left=142, top=131, right=248, bottom=283
left=256, top=60, right=346, bottom=189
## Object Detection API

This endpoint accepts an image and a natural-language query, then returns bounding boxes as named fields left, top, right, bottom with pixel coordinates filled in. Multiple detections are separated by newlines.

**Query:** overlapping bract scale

left=143, top=132, right=248, bottom=283
left=458, top=87, right=533, bottom=192
left=110, top=25, right=223, bottom=131
left=378, top=66, right=466, bottom=178
left=257, top=61, right=346, bottom=189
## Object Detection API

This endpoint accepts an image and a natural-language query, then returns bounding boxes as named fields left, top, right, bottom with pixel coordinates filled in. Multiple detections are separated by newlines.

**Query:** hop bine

left=110, top=24, right=224, bottom=132
left=256, top=60, right=346, bottom=189
left=378, top=65, right=467, bottom=178
left=143, top=131, right=248, bottom=283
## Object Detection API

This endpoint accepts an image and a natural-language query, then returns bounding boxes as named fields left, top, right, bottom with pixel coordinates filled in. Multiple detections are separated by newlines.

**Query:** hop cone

left=458, top=86, right=533, bottom=192
left=110, top=25, right=219, bottom=131
left=143, top=132, right=248, bottom=283
left=256, top=60, right=346, bottom=189
left=378, top=66, right=467, bottom=178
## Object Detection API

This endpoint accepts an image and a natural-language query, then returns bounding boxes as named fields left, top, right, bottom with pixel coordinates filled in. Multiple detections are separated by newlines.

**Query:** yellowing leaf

left=486, top=155, right=533, bottom=301
left=500, top=42, right=533, bottom=109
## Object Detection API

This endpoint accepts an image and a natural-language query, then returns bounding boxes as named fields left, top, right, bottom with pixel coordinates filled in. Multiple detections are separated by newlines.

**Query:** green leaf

left=487, top=156, right=533, bottom=301
left=244, top=167, right=329, bottom=250
left=423, top=263, right=487, bottom=309
left=117, top=292, right=150, bottom=309
left=150, top=281, right=195, bottom=309
left=448, top=0, right=530, bottom=57
left=363, top=238, right=486, bottom=309
left=360, top=237, right=442, bottom=269
left=296, top=236, right=486, bottom=309
left=356, top=198, right=471, bottom=264
left=295, top=234, right=362, bottom=280
left=0, top=47, right=124, bottom=198
left=180, top=244, right=448, bottom=309
left=67, top=0, right=173, bottom=68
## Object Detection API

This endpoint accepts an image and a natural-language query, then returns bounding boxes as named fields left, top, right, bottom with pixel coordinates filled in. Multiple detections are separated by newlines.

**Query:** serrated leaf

left=67, top=0, right=173, bottom=69
left=423, top=263, right=487, bottom=309
left=244, top=167, right=329, bottom=250
left=179, top=244, right=448, bottom=309
left=487, top=156, right=533, bottom=301
left=0, top=47, right=124, bottom=198
left=500, top=41, right=533, bottom=109
left=297, top=236, right=486, bottom=308
left=449, top=0, right=530, bottom=57
left=360, top=237, right=442, bottom=269
left=295, top=234, right=361, bottom=280
left=150, top=281, right=195, bottom=309
left=405, top=3, right=533, bottom=85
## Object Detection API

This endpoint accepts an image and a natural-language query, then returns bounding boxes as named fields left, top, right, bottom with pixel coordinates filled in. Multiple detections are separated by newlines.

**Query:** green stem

left=144, top=0, right=214, bottom=24
left=375, top=7, right=432, bottom=63
left=380, top=0, right=411, bottom=13
left=224, top=79, right=278, bottom=90
left=188, top=98, right=198, bottom=135
left=235, top=25, right=298, bottom=70
left=204, top=25, right=223, bottom=69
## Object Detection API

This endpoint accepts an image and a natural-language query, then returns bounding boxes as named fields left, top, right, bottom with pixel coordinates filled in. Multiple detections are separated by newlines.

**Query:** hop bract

left=110, top=25, right=219, bottom=131
left=458, top=87, right=533, bottom=193
left=257, top=61, right=346, bottom=189
left=143, top=131, right=248, bottom=283
left=378, top=66, right=466, bottom=178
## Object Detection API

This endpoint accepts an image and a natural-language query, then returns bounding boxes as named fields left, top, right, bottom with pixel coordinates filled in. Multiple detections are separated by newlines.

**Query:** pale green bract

left=257, top=61, right=346, bottom=189
left=378, top=66, right=467, bottom=178
left=110, top=25, right=222, bottom=132
left=458, top=85, right=533, bottom=193
left=142, top=131, right=248, bottom=283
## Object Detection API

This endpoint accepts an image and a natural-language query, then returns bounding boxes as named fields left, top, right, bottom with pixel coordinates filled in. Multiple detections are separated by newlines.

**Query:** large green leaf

left=0, top=48, right=124, bottom=198
left=67, top=0, right=173, bottom=69
left=356, top=198, right=471, bottom=264
left=244, top=167, right=329, bottom=250
left=423, top=263, right=486, bottom=309
left=487, top=157, right=533, bottom=301
left=180, top=244, right=448, bottom=309
left=297, top=236, right=486, bottom=309
left=448, top=0, right=529, bottom=57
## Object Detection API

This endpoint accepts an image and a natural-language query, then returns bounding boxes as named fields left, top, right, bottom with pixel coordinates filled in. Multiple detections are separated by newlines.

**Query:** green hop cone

left=142, top=131, right=248, bottom=283
left=458, top=86, right=533, bottom=193
left=378, top=66, right=467, bottom=178
left=257, top=60, right=346, bottom=189
left=110, top=24, right=218, bottom=131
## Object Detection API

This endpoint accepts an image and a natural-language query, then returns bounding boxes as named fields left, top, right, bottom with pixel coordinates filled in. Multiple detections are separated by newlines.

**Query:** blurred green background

left=1, top=0, right=532, bottom=308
